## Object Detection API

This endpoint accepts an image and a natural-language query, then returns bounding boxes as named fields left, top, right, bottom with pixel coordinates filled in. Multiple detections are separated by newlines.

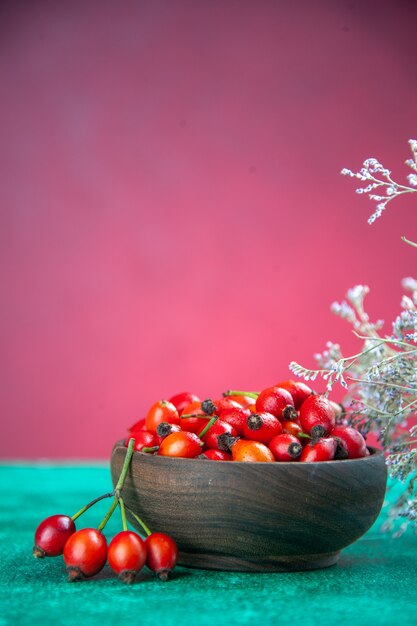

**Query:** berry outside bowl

left=110, top=441, right=387, bottom=573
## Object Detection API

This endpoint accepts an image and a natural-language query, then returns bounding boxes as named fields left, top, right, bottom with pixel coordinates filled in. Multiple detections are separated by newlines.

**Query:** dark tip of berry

left=157, top=569, right=170, bottom=582
left=33, top=545, right=46, bottom=559
left=67, top=567, right=84, bottom=582
left=334, top=438, right=349, bottom=460
left=310, top=424, right=326, bottom=439
left=156, top=422, right=172, bottom=437
left=282, top=405, right=297, bottom=420
left=246, top=414, right=263, bottom=431
left=217, top=432, right=237, bottom=452
left=288, top=442, right=302, bottom=458
left=119, top=569, right=137, bottom=585
left=201, top=399, right=217, bottom=415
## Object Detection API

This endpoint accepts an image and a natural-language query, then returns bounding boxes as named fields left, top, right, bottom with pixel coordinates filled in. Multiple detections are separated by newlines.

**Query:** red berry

left=145, top=400, right=180, bottom=432
left=281, top=419, right=305, bottom=440
left=108, top=530, right=147, bottom=584
left=126, top=429, right=157, bottom=452
left=201, top=397, right=241, bottom=415
left=33, top=514, right=76, bottom=558
left=274, top=379, right=312, bottom=410
left=223, top=394, right=256, bottom=409
left=299, top=394, right=335, bottom=438
left=158, top=431, right=203, bottom=458
left=218, top=406, right=250, bottom=436
left=299, top=437, right=337, bottom=462
left=201, top=419, right=237, bottom=450
left=145, top=532, right=178, bottom=580
left=168, top=391, right=200, bottom=416
left=180, top=401, right=212, bottom=434
left=269, top=433, right=302, bottom=461
left=201, top=449, right=232, bottom=461
left=255, top=386, right=297, bottom=420
left=229, top=438, right=275, bottom=462
left=63, top=528, right=108, bottom=581
left=155, top=422, right=182, bottom=442
left=331, top=426, right=367, bottom=459
left=243, top=412, right=283, bottom=444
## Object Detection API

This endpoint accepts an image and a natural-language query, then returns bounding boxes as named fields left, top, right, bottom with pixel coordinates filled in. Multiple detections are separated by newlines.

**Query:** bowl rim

left=114, top=440, right=385, bottom=466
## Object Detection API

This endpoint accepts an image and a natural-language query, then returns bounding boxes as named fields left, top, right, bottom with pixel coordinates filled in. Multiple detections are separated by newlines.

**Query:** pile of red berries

left=33, top=439, right=178, bottom=584
left=126, top=381, right=369, bottom=462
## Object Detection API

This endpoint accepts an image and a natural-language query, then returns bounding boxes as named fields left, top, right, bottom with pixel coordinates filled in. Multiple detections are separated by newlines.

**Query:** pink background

left=1, top=0, right=417, bottom=459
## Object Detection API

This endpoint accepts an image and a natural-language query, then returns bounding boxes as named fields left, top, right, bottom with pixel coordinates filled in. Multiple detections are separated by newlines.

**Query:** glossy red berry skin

left=145, top=532, right=178, bottom=580
left=63, top=528, right=108, bottom=581
left=201, top=449, right=232, bottom=461
left=168, top=392, right=200, bottom=416
left=299, top=394, right=335, bottom=438
left=269, top=433, right=302, bottom=461
left=179, top=401, right=211, bottom=434
left=218, top=406, right=250, bottom=436
left=299, top=437, right=337, bottom=462
left=201, top=419, right=237, bottom=450
left=145, top=400, right=180, bottom=432
left=255, top=386, right=297, bottom=420
left=107, top=531, right=147, bottom=584
left=158, top=431, right=203, bottom=458
left=243, top=412, right=283, bottom=444
left=201, top=397, right=241, bottom=415
left=33, top=514, right=76, bottom=558
left=331, top=426, right=367, bottom=459
left=281, top=420, right=305, bottom=440
left=274, top=380, right=312, bottom=410
left=126, top=429, right=157, bottom=452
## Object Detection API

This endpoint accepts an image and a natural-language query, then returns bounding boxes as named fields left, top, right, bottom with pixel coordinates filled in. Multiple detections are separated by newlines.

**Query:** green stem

left=114, top=437, right=135, bottom=495
left=98, top=497, right=118, bottom=531
left=223, top=390, right=259, bottom=399
left=198, top=415, right=218, bottom=439
left=71, top=492, right=114, bottom=521
left=124, top=503, right=152, bottom=537
left=180, top=413, right=212, bottom=419
left=141, top=446, right=159, bottom=453
left=119, top=497, right=128, bottom=532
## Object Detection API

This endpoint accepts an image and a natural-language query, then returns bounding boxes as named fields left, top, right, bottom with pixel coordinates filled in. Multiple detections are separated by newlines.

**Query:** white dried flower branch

left=341, top=139, right=417, bottom=235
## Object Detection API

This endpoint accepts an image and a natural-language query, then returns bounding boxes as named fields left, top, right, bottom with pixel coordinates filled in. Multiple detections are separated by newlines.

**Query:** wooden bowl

left=110, top=441, right=387, bottom=572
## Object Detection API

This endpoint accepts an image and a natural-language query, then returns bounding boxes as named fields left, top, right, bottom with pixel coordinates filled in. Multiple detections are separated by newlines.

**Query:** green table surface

left=1, top=464, right=416, bottom=626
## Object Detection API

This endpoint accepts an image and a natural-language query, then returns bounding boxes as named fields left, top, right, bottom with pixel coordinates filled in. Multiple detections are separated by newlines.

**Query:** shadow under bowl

left=110, top=441, right=387, bottom=572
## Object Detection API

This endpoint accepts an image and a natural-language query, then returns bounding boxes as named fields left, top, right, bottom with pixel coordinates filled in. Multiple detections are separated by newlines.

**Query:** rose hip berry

left=243, top=412, right=283, bottom=444
left=201, top=397, right=241, bottom=415
left=126, top=429, right=157, bottom=452
left=108, top=530, right=147, bottom=584
left=180, top=401, right=212, bottom=434
left=299, top=394, right=336, bottom=438
left=168, top=391, right=200, bottom=416
left=218, top=406, right=250, bottom=436
left=63, top=528, right=108, bottom=581
left=200, top=449, right=232, bottom=461
left=201, top=419, right=237, bottom=450
left=299, top=437, right=337, bottom=462
left=274, top=379, right=313, bottom=410
left=158, top=431, right=203, bottom=458
left=218, top=436, right=275, bottom=462
left=145, top=400, right=180, bottom=432
left=145, top=532, right=178, bottom=581
left=33, top=514, right=76, bottom=558
left=331, top=426, right=367, bottom=459
left=255, top=386, right=297, bottom=420
left=269, top=433, right=302, bottom=461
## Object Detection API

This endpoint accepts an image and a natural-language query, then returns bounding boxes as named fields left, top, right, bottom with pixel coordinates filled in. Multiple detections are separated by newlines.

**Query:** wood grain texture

left=110, top=441, right=387, bottom=572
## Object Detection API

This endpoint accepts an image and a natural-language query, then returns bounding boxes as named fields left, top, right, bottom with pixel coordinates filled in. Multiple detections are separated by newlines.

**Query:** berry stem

left=141, top=446, right=160, bottom=453
left=114, top=437, right=135, bottom=495
left=223, top=389, right=259, bottom=399
left=118, top=496, right=128, bottom=532
left=124, top=503, right=152, bottom=537
left=180, top=413, right=213, bottom=419
left=71, top=492, right=114, bottom=521
left=98, top=497, right=119, bottom=531
left=198, top=415, right=218, bottom=439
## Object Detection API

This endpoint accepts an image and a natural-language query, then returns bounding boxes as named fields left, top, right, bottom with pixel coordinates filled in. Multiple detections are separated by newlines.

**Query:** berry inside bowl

left=110, top=440, right=387, bottom=572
